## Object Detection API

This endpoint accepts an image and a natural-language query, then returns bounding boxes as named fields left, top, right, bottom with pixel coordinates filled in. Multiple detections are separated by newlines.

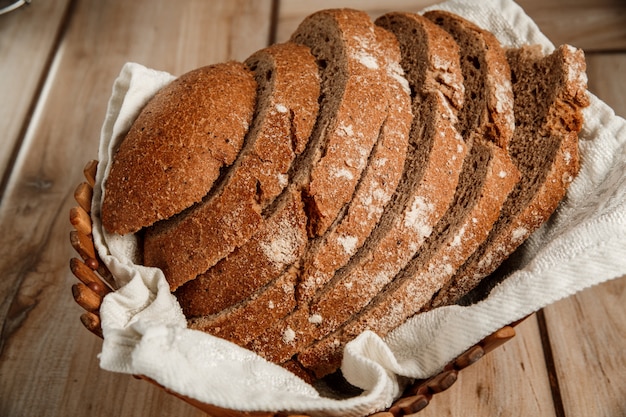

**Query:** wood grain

left=0, top=0, right=72, bottom=193
left=543, top=277, right=626, bottom=417
left=275, top=0, right=626, bottom=50
left=0, top=1, right=271, bottom=416
left=415, top=315, right=558, bottom=416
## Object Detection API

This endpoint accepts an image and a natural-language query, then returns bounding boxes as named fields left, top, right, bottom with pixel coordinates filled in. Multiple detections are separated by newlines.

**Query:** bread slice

left=101, top=62, right=256, bottom=235
left=246, top=13, right=467, bottom=374
left=142, top=43, right=320, bottom=290
left=296, top=11, right=521, bottom=374
left=296, top=26, right=413, bottom=304
left=304, top=11, right=467, bottom=345
left=180, top=8, right=389, bottom=343
left=244, top=24, right=413, bottom=365
left=175, top=187, right=307, bottom=318
left=186, top=188, right=307, bottom=345
left=431, top=44, right=589, bottom=307
left=290, top=8, right=388, bottom=237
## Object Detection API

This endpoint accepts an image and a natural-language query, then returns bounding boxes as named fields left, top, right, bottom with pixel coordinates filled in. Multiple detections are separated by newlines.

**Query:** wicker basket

left=69, top=160, right=521, bottom=417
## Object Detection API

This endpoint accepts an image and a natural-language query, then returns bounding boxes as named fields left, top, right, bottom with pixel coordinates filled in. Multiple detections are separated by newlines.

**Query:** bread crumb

left=353, top=50, right=379, bottom=70
left=275, top=103, right=288, bottom=113
left=259, top=217, right=301, bottom=266
left=388, top=61, right=410, bottom=94
left=282, top=327, right=296, bottom=344
left=511, top=226, right=528, bottom=243
left=563, top=151, right=572, bottom=165
left=450, top=224, right=467, bottom=247
left=404, top=196, right=434, bottom=239
left=277, top=173, right=288, bottom=188
left=333, top=167, right=354, bottom=180
left=337, top=235, right=358, bottom=255
left=338, top=122, right=354, bottom=137
left=308, top=314, right=323, bottom=324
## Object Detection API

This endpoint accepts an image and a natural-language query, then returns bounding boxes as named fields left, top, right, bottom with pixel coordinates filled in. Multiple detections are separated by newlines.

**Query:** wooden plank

left=541, top=52, right=626, bottom=417
left=275, top=0, right=626, bottom=50
left=518, top=0, right=626, bottom=51
left=542, top=276, right=626, bottom=417
left=416, top=315, right=558, bottom=416
left=0, top=1, right=272, bottom=416
left=0, top=0, right=71, bottom=189
left=585, top=52, right=626, bottom=115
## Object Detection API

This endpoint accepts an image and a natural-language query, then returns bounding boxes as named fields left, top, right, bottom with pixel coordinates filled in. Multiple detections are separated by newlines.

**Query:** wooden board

left=276, top=0, right=626, bottom=50
left=543, top=276, right=626, bottom=417
left=0, top=0, right=71, bottom=191
left=417, top=315, right=558, bottom=416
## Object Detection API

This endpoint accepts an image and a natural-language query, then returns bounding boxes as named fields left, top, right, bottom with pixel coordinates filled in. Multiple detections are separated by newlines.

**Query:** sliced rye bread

left=175, top=187, right=307, bottom=318
left=142, top=43, right=320, bottom=290
left=290, top=8, right=389, bottom=237
left=430, top=43, right=589, bottom=308
left=296, top=26, right=413, bottom=304
left=246, top=13, right=467, bottom=374
left=179, top=9, right=389, bottom=342
left=243, top=24, right=412, bottom=365
left=101, top=62, right=256, bottom=236
left=296, top=10, right=522, bottom=375
left=186, top=188, right=307, bottom=345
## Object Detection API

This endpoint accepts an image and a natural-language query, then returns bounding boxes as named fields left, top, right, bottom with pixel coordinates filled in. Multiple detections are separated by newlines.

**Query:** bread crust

left=186, top=188, right=307, bottom=345
left=183, top=8, right=392, bottom=346
left=142, top=43, right=320, bottom=290
left=101, top=62, right=256, bottom=235
left=296, top=26, right=412, bottom=304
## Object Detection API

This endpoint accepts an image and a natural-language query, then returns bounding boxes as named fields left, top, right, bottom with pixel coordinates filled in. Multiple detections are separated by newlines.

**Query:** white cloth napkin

left=91, top=0, right=626, bottom=415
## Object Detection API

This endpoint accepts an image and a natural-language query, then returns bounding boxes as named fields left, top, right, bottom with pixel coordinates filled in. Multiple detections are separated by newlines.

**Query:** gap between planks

left=536, top=309, right=566, bottom=417
left=0, top=0, right=77, bottom=206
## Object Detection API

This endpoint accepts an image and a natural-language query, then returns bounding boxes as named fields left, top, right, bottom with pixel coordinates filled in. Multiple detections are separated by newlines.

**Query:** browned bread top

left=101, top=62, right=256, bottom=235
left=142, top=42, right=320, bottom=291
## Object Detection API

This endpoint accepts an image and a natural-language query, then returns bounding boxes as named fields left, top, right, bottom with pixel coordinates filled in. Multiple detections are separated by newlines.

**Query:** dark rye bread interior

left=290, top=9, right=388, bottom=238
left=243, top=12, right=468, bottom=377
left=294, top=10, right=521, bottom=376
left=431, top=44, right=589, bottom=308
left=142, top=44, right=320, bottom=291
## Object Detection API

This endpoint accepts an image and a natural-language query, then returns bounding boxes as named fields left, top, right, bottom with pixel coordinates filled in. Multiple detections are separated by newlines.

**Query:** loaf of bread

left=100, top=8, right=588, bottom=381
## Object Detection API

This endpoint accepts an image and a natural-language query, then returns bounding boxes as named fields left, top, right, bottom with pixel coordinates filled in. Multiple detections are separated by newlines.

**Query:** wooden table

left=1, top=1, right=624, bottom=416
